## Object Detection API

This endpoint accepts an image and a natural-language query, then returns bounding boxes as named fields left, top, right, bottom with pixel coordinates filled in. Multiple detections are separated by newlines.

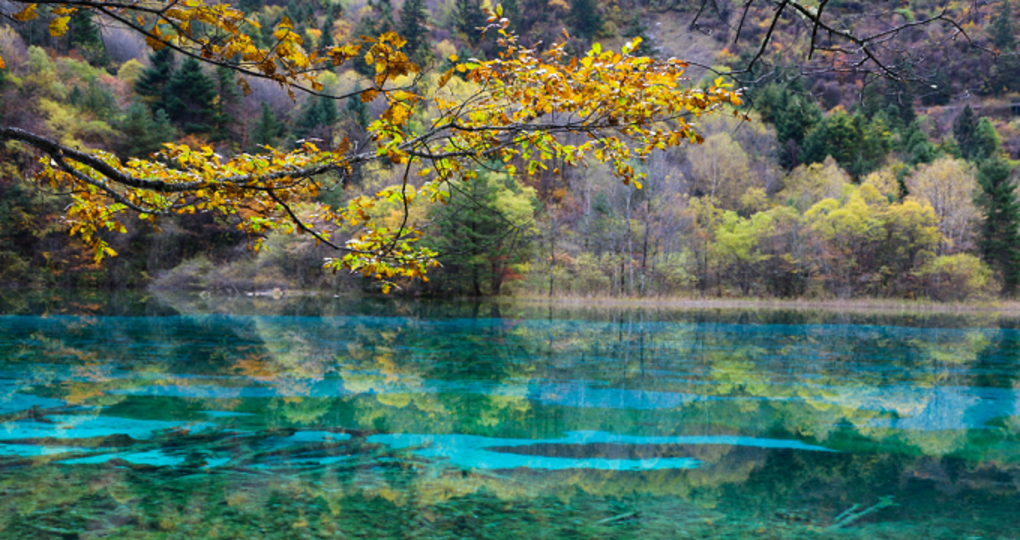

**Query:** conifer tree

left=345, top=85, right=370, bottom=128
left=117, top=102, right=176, bottom=157
left=164, top=57, right=222, bottom=136
left=623, top=14, right=657, bottom=57
left=972, top=117, right=1002, bottom=161
left=399, top=0, right=432, bottom=65
left=953, top=105, right=979, bottom=160
left=991, top=0, right=1016, bottom=52
left=250, top=102, right=284, bottom=151
left=570, top=0, right=604, bottom=40
left=68, top=10, right=108, bottom=65
left=134, top=48, right=175, bottom=107
left=977, top=158, right=1020, bottom=295
left=454, top=0, right=487, bottom=44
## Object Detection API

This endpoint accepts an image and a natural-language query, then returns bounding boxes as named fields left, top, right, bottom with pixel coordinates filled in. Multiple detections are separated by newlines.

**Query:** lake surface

left=2, top=293, right=1020, bottom=539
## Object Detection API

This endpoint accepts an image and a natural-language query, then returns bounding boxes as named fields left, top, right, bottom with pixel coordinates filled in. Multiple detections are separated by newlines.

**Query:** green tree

left=953, top=105, right=979, bottom=160
left=296, top=95, right=338, bottom=141
left=991, top=0, right=1016, bottom=52
left=117, top=101, right=176, bottom=157
left=570, top=0, right=604, bottom=40
left=134, top=47, right=176, bottom=107
left=250, top=102, right=284, bottom=151
left=976, top=158, right=1020, bottom=295
left=426, top=169, right=537, bottom=296
left=399, top=0, right=432, bottom=66
left=802, top=110, right=889, bottom=179
left=164, top=57, right=222, bottom=136
left=971, top=117, right=1002, bottom=161
left=454, top=0, right=487, bottom=44
left=68, top=9, right=107, bottom=65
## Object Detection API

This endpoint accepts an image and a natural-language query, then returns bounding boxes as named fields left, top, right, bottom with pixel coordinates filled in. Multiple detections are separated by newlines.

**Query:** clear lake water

left=1, top=292, right=1020, bottom=539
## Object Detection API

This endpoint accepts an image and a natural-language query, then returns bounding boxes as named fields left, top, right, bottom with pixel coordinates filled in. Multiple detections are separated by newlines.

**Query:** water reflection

left=1, top=294, right=1019, bottom=538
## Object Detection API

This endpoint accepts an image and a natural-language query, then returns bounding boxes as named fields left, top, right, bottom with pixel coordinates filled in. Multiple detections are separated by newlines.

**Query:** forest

left=1, top=0, right=1020, bottom=302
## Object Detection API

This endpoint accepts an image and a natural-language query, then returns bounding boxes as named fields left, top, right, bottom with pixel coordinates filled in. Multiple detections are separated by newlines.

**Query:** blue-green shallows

left=2, top=301, right=1020, bottom=538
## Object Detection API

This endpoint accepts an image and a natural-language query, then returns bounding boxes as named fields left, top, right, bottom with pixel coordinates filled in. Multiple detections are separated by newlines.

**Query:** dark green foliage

left=321, top=13, right=336, bottom=50
left=623, top=14, right=657, bottom=57
left=454, top=0, right=487, bottom=44
left=79, top=79, right=117, bottom=120
left=899, top=120, right=940, bottom=166
left=164, top=57, right=223, bottom=136
left=801, top=110, right=890, bottom=179
left=117, top=102, right=176, bottom=157
left=991, top=0, right=1016, bottom=52
left=250, top=102, right=284, bottom=150
left=570, top=0, right=604, bottom=40
left=977, top=158, right=1020, bottom=295
left=425, top=171, right=535, bottom=296
left=135, top=48, right=176, bottom=106
left=755, top=83, right=822, bottom=169
left=345, top=86, right=370, bottom=128
left=68, top=10, right=108, bottom=65
left=297, top=95, right=338, bottom=140
left=399, top=0, right=432, bottom=65
left=953, top=105, right=980, bottom=160
left=500, top=0, right=520, bottom=27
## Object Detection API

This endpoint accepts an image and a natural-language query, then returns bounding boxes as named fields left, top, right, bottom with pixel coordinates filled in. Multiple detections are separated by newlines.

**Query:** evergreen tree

left=570, top=0, right=604, bottom=40
left=501, top=0, right=520, bottom=27
left=801, top=110, right=889, bottom=179
left=250, top=103, right=284, bottom=151
left=399, top=0, right=432, bottom=65
left=164, top=57, right=222, bottom=136
left=117, top=101, right=176, bottom=157
left=321, top=13, right=336, bottom=50
left=623, top=14, right=657, bottom=57
left=991, top=0, right=1016, bottom=52
left=135, top=48, right=176, bottom=107
left=68, top=10, right=108, bottom=65
left=454, top=0, right=487, bottom=44
left=977, top=158, right=1020, bottom=295
left=972, top=117, right=1002, bottom=161
left=345, top=85, right=370, bottom=128
left=297, top=95, right=338, bottom=140
left=953, top=105, right=979, bottom=160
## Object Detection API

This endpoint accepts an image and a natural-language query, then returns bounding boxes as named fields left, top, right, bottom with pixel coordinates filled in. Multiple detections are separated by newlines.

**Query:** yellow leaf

left=12, top=4, right=38, bottom=22
left=0, top=54, right=5, bottom=70
left=49, top=16, right=71, bottom=37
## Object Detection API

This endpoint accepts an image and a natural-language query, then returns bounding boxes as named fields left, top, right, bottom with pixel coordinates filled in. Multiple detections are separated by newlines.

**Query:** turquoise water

left=2, top=296, right=1020, bottom=538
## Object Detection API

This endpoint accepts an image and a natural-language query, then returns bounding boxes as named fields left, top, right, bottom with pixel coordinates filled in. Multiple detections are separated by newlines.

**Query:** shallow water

left=2, top=294, right=1020, bottom=539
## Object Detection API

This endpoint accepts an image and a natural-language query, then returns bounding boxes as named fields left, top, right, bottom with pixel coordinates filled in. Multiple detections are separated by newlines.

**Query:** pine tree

left=977, top=158, right=1020, bottom=295
left=399, top=0, right=432, bottom=65
left=972, top=117, right=1002, bottom=161
left=68, top=10, right=108, bottom=65
left=297, top=95, right=338, bottom=140
left=164, top=57, right=222, bottom=136
left=953, top=105, right=979, bottom=160
left=345, top=85, right=370, bottom=128
left=321, top=13, right=336, bottom=50
left=454, top=0, right=487, bottom=43
left=623, top=14, right=657, bottom=57
left=135, top=48, right=176, bottom=107
left=250, top=103, right=284, bottom=150
left=570, top=0, right=604, bottom=40
left=117, top=101, right=176, bottom=157
left=991, top=0, right=1016, bottom=52
left=501, top=0, right=520, bottom=28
